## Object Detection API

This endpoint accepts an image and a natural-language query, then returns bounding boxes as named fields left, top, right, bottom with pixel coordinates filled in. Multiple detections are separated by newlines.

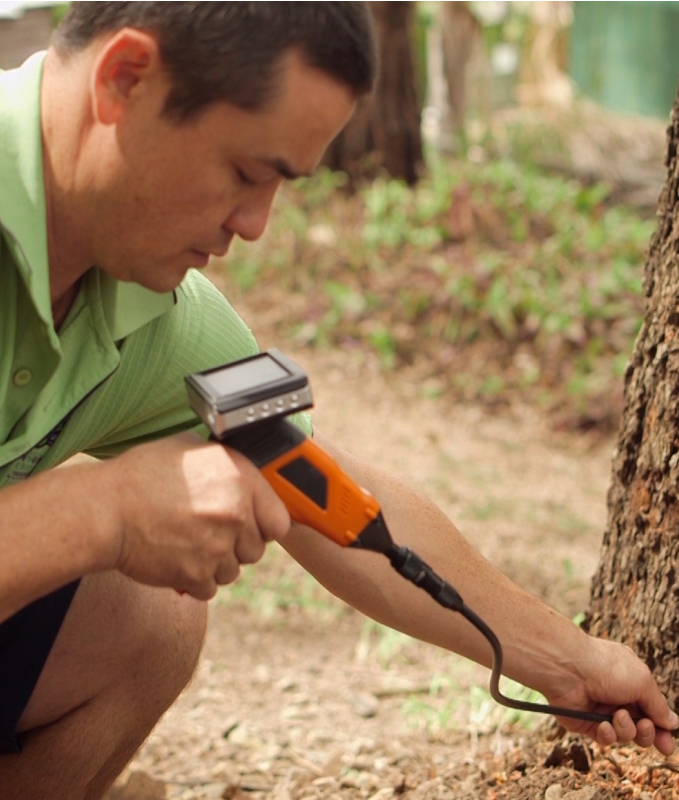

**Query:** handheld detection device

left=187, top=350, right=383, bottom=547
left=185, top=350, right=642, bottom=730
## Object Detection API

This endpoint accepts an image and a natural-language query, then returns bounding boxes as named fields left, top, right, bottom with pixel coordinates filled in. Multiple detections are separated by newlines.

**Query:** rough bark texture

left=585, top=99, right=679, bottom=706
left=322, top=2, right=423, bottom=185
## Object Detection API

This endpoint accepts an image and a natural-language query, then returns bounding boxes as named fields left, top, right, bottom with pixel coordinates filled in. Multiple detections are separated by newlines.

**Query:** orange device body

left=258, top=434, right=381, bottom=547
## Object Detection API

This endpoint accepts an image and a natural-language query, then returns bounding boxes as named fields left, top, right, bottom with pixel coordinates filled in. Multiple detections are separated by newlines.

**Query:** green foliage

left=51, top=4, right=70, bottom=26
left=356, top=619, right=414, bottom=666
left=217, top=157, right=654, bottom=429
left=402, top=672, right=548, bottom=734
left=217, top=547, right=342, bottom=618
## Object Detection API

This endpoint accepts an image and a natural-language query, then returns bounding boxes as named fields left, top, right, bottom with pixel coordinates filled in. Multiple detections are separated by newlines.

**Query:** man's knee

left=17, top=573, right=207, bottom=734
left=132, top=584, right=208, bottom=699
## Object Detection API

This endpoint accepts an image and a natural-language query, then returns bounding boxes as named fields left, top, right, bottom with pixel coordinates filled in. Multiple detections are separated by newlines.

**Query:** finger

left=251, top=472, right=291, bottom=542
left=633, top=718, right=656, bottom=749
left=654, top=729, right=677, bottom=757
left=611, top=708, right=637, bottom=743
left=180, top=579, right=218, bottom=602
left=215, top=559, right=240, bottom=586
left=631, top=660, right=679, bottom=732
left=596, top=720, right=617, bottom=748
left=234, top=531, right=266, bottom=566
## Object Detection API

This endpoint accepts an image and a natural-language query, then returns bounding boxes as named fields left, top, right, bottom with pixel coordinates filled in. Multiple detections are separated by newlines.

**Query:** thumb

left=252, top=470, right=291, bottom=542
left=635, top=672, right=679, bottom=731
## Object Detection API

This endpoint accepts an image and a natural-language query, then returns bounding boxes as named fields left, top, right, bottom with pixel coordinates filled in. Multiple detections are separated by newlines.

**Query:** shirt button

left=13, top=368, right=33, bottom=387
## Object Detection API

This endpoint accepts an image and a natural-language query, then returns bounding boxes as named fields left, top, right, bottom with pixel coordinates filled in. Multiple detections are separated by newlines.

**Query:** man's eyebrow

left=263, top=157, right=311, bottom=181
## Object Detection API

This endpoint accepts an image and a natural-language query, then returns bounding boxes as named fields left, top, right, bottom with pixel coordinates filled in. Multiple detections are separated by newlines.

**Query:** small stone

left=563, top=787, right=601, bottom=800
left=202, top=784, right=228, bottom=799
left=274, top=675, right=297, bottom=692
left=351, top=691, right=379, bottom=718
left=253, top=664, right=270, bottom=683
left=227, top=724, right=250, bottom=745
left=544, top=744, right=567, bottom=768
left=544, top=785, right=563, bottom=800
left=568, top=742, right=592, bottom=773
left=104, top=771, right=167, bottom=800
left=367, top=789, right=395, bottom=800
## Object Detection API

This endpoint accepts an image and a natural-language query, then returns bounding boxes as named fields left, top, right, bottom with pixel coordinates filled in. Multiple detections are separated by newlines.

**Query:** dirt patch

left=104, top=343, right=674, bottom=800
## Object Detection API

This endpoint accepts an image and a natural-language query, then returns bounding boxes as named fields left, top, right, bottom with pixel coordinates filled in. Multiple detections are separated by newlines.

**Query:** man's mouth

left=191, top=241, right=232, bottom=261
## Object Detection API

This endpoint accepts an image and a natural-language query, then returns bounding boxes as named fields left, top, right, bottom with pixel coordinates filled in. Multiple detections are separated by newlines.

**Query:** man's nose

left=226, top=182, right=281, bottom=242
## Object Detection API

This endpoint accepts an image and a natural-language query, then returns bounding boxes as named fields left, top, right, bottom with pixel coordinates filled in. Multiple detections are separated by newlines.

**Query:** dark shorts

left=0, top=580, right=80, bottom=754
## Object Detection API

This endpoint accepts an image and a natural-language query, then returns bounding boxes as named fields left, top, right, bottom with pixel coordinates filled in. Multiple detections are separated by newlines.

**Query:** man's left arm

left=281, top=429, right=679, bottom=755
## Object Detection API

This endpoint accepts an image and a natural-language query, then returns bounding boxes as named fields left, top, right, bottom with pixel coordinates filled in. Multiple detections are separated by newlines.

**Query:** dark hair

left=53, top=2, right=377, bottom=119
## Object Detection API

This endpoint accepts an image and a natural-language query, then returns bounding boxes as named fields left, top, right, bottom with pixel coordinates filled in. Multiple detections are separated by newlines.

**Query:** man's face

left=88, top=51, right=356, bottom=293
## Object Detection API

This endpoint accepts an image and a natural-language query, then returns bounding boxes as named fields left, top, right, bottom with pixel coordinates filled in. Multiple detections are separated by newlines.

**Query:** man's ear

left=91, top=28, right=163, bottom=125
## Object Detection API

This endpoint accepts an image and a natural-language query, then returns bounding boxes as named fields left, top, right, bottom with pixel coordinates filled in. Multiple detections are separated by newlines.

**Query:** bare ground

left=101, top=343, right=679, bottom=800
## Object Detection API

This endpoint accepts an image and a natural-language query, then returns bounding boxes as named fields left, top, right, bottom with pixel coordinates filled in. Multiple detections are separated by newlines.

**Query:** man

left=0, top=3, right=676, bottom=798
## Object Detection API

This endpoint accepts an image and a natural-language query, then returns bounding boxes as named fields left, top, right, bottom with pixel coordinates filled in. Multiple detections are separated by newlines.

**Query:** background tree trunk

left=322, top=1, right=423, bottom=185
left=585, top=94, right=679, bottom=707
left=440, top=2, right=479, bottom=135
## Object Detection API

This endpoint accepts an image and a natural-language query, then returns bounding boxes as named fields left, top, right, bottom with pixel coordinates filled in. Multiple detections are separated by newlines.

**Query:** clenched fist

left=106, top=433, right=290, bottom=598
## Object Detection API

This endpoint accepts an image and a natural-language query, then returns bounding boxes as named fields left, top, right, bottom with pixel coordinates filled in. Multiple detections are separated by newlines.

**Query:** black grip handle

left=218, top=418, right=306, bottom=467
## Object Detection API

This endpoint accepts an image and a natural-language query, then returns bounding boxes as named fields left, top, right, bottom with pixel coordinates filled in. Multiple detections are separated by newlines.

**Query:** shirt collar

left=0, top=52, right=174, bottom=342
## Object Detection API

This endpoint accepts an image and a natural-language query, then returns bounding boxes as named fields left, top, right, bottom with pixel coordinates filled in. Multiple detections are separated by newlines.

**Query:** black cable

left=385, top=544, right=615, bottom=726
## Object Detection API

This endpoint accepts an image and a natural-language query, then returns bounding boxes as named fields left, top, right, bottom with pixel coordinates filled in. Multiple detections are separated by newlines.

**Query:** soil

left=104, top=341, right=679, bottom=800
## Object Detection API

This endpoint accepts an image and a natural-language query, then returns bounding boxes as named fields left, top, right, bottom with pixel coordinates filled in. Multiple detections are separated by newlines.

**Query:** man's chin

left=100, top=253, right=203, bottom=293
left=121, top=268, right=190, bottom=295
left=188, top=249, right=212, bottom=268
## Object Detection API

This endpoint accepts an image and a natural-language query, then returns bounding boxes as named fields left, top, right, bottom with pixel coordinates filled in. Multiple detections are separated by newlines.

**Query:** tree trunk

left=585, top=97, right=679, bottom=707
left=322, top=2, right=423, bottom=185
left=440, top=2, right=479, bottom=135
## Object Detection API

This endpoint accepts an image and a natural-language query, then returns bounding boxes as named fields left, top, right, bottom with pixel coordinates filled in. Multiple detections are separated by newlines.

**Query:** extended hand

left=548, top=636, right=679, bottom=756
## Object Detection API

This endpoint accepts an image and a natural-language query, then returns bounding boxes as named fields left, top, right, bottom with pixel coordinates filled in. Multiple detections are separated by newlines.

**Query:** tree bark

left=322, top=2, right=423, bottom=185
left=585, top=97, right=679, bottom=707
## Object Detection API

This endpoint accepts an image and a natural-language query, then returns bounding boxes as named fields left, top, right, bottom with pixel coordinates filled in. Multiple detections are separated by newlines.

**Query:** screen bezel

left=186, top=349, right=309, bottom=413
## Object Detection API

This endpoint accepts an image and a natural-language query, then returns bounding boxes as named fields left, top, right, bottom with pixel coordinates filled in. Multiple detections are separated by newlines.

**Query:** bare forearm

left=282, top=430, right=589, bottom=699
left=0, top=462, right=118, bottom=622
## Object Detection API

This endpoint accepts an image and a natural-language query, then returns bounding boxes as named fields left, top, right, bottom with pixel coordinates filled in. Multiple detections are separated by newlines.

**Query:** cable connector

left=387, top=546, right=465, bottom=611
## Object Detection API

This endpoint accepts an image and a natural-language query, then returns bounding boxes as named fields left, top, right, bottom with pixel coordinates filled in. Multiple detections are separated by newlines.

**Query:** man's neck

left=41, top=48, right=94, bottom=326
left=51, top=281, right=82, bottom=331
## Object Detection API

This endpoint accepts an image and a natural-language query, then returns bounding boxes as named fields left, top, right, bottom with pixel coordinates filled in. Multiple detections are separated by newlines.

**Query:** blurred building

left=570, top=1, right=679, bottom=120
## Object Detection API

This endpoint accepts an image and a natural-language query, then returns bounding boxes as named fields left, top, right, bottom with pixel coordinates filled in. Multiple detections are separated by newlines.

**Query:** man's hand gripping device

left=186, top=350, right=628, bottom=728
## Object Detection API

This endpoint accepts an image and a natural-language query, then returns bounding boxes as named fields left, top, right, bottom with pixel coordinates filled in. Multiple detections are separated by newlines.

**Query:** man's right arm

left=0, top=433, right=290, bottom=623
left=0, top=457, right=116, bottom=622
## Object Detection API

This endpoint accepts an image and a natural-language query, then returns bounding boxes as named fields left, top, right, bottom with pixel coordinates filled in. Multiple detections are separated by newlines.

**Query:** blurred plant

left=356, top=619, right=414, bottom=666
left=215, top=152, right=653, bottom=430
left=218, top=547, right=342, bottom=619
left=402, top=672, right=547, bottom=734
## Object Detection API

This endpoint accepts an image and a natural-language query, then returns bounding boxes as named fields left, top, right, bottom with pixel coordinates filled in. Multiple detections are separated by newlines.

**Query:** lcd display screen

left=201, top=356, right=289, bottom=398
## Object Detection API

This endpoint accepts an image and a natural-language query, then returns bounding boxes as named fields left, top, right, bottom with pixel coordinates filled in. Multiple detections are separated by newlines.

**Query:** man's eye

left=236, top=167, right=256, bottom=187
